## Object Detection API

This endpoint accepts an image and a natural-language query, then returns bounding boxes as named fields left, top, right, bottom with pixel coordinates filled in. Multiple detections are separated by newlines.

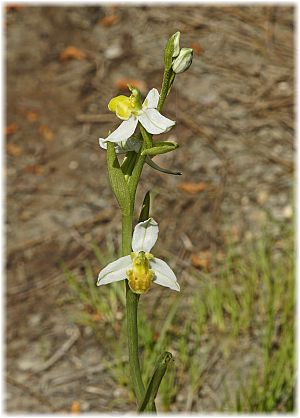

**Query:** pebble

left=282, top=204, right=293, bottom=219
left=105, top=44, right=123, bottom=60
left=69, top=160, right=79, bottom=170
left=257, top=190, right=269, bottom=205
left=28, top=313, right=42, bottom=327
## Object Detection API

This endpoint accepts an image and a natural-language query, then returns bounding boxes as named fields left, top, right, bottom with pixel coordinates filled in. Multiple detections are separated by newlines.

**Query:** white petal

left=138, top=109, right=175, bottom=135
left=97, top=255, right=131, bottom=286
left=150, top=257, right=180, bottom=292
left=143, top=88, right=160, bottom=109
left=99, top=138, right=108, bottom=150
left=132, top=218, right=159, bottom=253
left=102, top=117, right=138, bottom=143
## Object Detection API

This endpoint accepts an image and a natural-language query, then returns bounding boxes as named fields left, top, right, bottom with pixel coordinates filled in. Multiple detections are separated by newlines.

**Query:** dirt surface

left=5, top=5, right=294, bottom=413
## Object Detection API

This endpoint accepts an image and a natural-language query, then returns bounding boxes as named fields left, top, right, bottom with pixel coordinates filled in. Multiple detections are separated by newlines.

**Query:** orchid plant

left=97, top=32, right=193, bottom=413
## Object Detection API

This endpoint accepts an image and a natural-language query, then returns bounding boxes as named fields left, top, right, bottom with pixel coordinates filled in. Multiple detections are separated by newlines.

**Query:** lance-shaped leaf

left=141, top=141, right=179, bottom=157
left=167, top=72, right=176, bottom=96
left=107, top=141, right=131, bottom=215
left=146, top=156, right=182, bottom=176
left=138, top=352, right=173, bottom=412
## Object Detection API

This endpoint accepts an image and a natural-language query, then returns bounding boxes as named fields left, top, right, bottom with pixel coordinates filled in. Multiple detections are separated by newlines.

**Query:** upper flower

left=97, top=218, right=180, bottom=294
left=99, top=87, right=175, bottom=147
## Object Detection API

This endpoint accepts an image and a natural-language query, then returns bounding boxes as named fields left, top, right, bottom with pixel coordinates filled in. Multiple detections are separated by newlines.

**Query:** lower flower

left=97, top=218, right=180, bottom=293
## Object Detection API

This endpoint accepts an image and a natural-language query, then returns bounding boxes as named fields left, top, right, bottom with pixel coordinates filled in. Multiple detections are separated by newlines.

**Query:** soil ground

left=5, top=5, right=294, bottom=413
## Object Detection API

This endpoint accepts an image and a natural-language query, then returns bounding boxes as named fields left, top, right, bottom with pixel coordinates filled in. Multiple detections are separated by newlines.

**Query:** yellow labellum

left=127, top=251, right=154, bottom=294
left=108, top=94, right=141, bottom=120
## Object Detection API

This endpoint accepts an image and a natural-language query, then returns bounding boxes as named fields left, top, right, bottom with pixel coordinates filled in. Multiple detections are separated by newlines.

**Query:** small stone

left=69, top=160, right=79, bottom=170
left=282, top=205, right=293, bottom=219
left=28, top=314, right=42, bottom=326
left=278, top=81, right=290, bottom=92
left=105, top=44, right=122, bottom=59
left=18, top=358, right=36, bottom=371
left=257, top=190, right=269, bottom=205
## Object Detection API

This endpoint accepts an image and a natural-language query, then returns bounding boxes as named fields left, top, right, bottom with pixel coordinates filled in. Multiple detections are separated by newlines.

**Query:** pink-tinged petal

left=138, top=109, right=175, bottom=135
left=150, top=257, right=180, bottom=292
left=143, top=88, right=160, bottom=109
left=132, top=218, right=159, bottom=253
left=101, top=117, right=138, bottom=144
left=97, top=255, right=132, bottom=286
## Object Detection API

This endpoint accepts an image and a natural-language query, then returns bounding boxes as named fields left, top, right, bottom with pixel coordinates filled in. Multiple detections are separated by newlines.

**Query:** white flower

left=99, top=88, right=175, bottom=146
left=97, top=218, right=180, bottom=293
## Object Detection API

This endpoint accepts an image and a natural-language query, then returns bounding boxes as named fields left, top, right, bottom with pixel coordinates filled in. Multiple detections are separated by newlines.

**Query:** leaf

left=141, top=141, right=178, bottom=157
left=178, top=181, right=208, bottom=194
left=115, top=78, right=147, bottom=94
left=99, top=15, right=118, bottom=27
left=139, top=191, right=151, bottom=222
left=7, top=143, right=22, bottom=157
left=107, top=142, right=131, bottom=215
left=59, top=46, right=86, bottom=62
left=138, top=352, right=173, bottom=412
left=145, top=156, right=182, bottom=176
left=5, top=123, right=19, bottom=136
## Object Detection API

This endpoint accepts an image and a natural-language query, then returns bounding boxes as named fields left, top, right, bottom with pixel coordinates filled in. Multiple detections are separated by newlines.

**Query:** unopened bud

left=170, top=31, right=180, bottom=57
left=164, top=31, right=181, bottom=69
left=172, top=48, right=193, bottom=74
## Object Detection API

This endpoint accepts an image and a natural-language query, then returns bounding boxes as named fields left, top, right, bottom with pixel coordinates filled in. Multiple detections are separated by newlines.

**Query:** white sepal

left=100, top=116, right=138, bottom=144
left=97, top=255, right=132, bottom=286
left=132, top=218, right=159, bottom=253
left=150, top=257, right=180, bottom=292
left=143, top=88, right=160, bottom=110
left=138, top=108, right=175, bottom=135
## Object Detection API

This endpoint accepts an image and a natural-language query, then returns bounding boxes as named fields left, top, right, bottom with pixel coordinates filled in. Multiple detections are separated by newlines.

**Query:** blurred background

left=5, top=4, right=294, bottom=413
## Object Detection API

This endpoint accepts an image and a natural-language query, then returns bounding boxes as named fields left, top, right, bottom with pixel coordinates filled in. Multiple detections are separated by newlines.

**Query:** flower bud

left=172, top=48, right=193, bottom=74
left=170, top=31, right=180, bottom=57
left=164, top=31, right=181, bottom=69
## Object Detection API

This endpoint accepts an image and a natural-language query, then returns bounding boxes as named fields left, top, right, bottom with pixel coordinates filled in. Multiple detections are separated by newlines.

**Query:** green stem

left=126, top=287, right=145, bottom=405
left=122, top=214, right=145, bottom=406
